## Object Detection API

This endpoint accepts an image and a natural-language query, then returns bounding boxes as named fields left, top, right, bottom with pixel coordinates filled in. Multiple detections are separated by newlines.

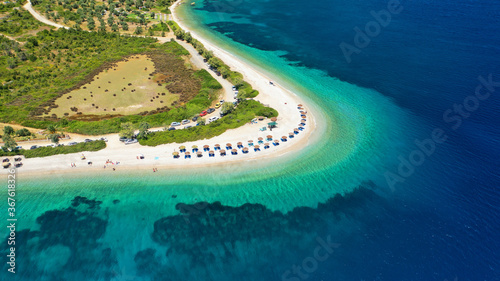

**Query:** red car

left=200, top=110, right=208, bottom=117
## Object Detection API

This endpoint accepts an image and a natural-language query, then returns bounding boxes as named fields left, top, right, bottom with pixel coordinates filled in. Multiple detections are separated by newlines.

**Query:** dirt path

left=23, top=0, right=68, bottom=30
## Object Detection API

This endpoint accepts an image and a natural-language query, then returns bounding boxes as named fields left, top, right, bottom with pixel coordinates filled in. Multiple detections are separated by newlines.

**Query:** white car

left=208, top=116, right=219, bottom=123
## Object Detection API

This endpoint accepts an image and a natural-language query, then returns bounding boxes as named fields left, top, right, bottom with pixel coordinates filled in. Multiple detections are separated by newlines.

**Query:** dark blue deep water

left=2, top=0, right=499, bottom=280
left=182, top=0, right=500, bottom=280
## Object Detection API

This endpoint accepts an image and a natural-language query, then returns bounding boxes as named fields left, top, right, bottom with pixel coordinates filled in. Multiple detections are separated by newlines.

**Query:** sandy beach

left=1, top=1, right=322, bottom=177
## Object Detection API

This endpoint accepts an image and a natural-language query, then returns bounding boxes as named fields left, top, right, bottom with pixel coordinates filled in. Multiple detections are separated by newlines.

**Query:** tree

left=3, top=126, right=14, bottom=136
left=207, top=57, right=222, bottom=69
left=134, top=26, right=143, bottom=35
left=220, top=102, right=235, bottom=115
left=119, top=122, right=135, bottom=139
left=15, top=128, right=31, bottom=137
left=2, top=135, right=17, bottom=152
left=47, top=125, right=57, bottom=134
left=49, top=134, right=60, bottom=144
left=111, top=24, right=119, bottom=32
left=137, top=122, right=150, bottom=139
left=236, top=89, right=247, bottom=100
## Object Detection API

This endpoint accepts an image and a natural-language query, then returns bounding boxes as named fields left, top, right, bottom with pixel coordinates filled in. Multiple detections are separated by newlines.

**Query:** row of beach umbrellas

left=172, top=104, right=307, bottom=159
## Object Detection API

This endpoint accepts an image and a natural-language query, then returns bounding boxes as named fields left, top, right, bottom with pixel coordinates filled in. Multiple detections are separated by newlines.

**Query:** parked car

left=170, top=122, right=181, bottom=127
left=208, top=116, right=219, bottom=123
left=84, top=138, right=92, bottom=143
left=184, top=125, right=193, bottom=129
left=192, top=116, right=199, bottom=122
left=124, top=139, right=138, bottom=145
left=100, top=137, right=108, bottom=142
left=207, top=108, right=215, bottom=114
left=181, top=119, right=190, bottom=125
left=215, top=103, right=221, bottom=109
left=119, top=137, right=128, bottom=142
left=14, top=146, right=22, bottom=151
left=200, top=110, right=208, bottom=117
left=46, top=144, right=55, bottom=147
left=67, top=142, right=78, bottom=146
left=167, top=127, right=176, bottom=131
left=30, top=145, right=39, bottom=150
left=232, top=86, right=237, bottom=91
left=220, top=100, right=225, bottom=104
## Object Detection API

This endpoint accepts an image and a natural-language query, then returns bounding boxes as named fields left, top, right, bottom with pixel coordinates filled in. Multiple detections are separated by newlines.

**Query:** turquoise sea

left=2, top=0, right=499, bottom=280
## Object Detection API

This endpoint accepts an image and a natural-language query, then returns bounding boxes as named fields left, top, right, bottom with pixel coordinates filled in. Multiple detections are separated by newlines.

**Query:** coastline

left=2, top=2, right=326, bottom=178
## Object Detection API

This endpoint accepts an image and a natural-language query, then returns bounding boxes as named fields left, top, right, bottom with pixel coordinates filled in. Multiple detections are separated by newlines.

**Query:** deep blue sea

left=2, top=0, right=500, bottom=280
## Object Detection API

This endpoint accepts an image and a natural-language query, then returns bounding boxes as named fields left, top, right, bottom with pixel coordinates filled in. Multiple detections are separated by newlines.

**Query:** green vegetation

left=32, top=0, right=174, bottom=33
left=0, top=140, right=107, bottom=158
left=0, top=9, right=49, bottom=37
left=139, top=100, right=278, bottom=146
left=167, top=20, right=259, bottom=99
left=0, top=29, right=223, bottom=135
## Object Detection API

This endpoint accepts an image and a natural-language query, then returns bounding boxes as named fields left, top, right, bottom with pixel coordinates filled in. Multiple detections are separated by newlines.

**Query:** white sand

left=1, top=1, right=321, bottom=177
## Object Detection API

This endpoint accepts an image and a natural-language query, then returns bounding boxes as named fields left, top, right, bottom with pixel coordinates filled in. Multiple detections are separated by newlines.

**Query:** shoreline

left=2, top=1, right=325, bottom=178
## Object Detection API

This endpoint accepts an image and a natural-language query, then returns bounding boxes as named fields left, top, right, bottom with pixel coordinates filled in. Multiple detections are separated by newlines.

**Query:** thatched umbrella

left=179, top=145, right=186, bottom=150
left=281, top=136, right=287, bottom=141
left=270, top=117, right=277, bottom=122
left=237, top=142, right=243, bottom=146
left=214, top=144, right=221, bottom=150
left=203, top=145, right=210, bottom=151
left=266, top=135, right=273, bottom=140
left=192, top=145, right=198, bottom=149
left=197, top=151, right=203, bottom=157
left=300, top=111, right=306, bottom=114
left=226, top=143, right=232, bottom=148
left=264, top=143, right=270, bottom=149
left=209, top=150, right=215, bottom=157
left=242, top=147, right=249, bottom=153
left=274, top=140, right=280, bottom=144
left=231, top=149, right=238, bottom=154
left=220, top=149, right=226, bottom=155
left=172, top=152, right=179, bottom=156
left=301, top=119, right=307, bottom=122
left=294, top=128, right=299, bottom=132
left=297, top=104, right=303, bottom=107
left=299, top=124, right=304, bottom=127
left=185, top=151, right=191, bottom=155
left=289, top=132, right=295, bottom=137
left=254, top=145, right=260, bottom=151
left=301, top=114, right=306, bottom=118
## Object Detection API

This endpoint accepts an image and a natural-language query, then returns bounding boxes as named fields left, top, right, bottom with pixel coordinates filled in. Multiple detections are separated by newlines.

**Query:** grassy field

left=48, top=55, right=179, bottom=117
left=0, top=7, right=53, bottom=38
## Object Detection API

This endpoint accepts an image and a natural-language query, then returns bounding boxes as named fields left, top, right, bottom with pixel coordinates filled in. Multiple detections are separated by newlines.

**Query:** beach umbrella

left=294, top=128, right=299, bottom=132
left=289, top=132, right=295, bottom=137
left=301, top=114, right=306, bottom=118
left=197, top=151, right=202, bottom=157
left=231, top=149, right=237, bottom=153
left=270, top=117, right=277, bottom=122
left=220, top=149, right=226, bottom=155
left=243, top=147, right=249, bottom=151
left=185, top=151, right=191, bottom=155
left=297, top=104, right=303, bottom=107
left=300, top=111, right=306, bottom=114
left=179, top=145, right=186, bottom=150
left=248, top=140, right=253, bottom=143
left=237, top=142, right=242, bottom=146
left=266, top=135, right=273, bottom=140
left=301, top=119, right=307, bottom=122
left=172, top=152, right=179, bottom=155
left=209, top=150, right=214, bottom=154
left=192, top=145, right=198, bottom=149
left=203, top=145, right=210, bottom=148
left=258, top=137, right=263, bottom=141
left=264, top=143, right=270, bottom=149
left=214, top=144, right=220, bottom=149
left=226, top=143, right=232, bottom=147
left=274, top=140, right=279, bottom=143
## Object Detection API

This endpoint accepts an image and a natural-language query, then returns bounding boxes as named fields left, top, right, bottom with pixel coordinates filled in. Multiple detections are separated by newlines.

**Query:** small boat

left=191, top=2, right=195, bottom=6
